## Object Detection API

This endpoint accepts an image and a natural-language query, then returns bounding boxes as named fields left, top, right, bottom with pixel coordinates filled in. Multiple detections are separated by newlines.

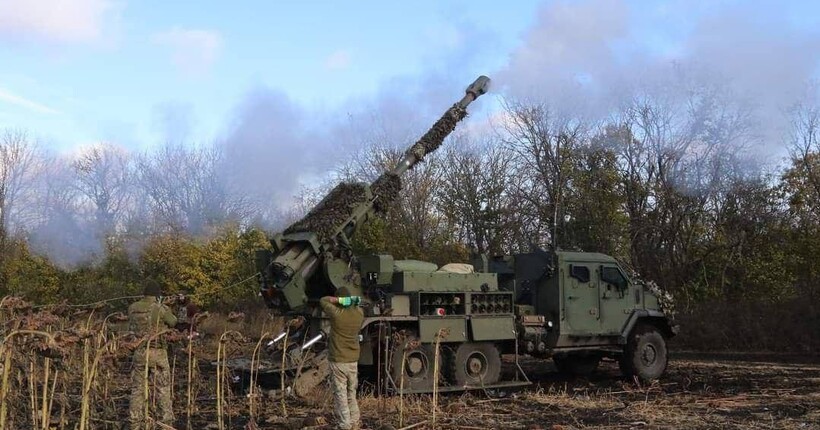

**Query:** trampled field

left=1, top=301, right=817, bottom=430
left=201, top=351, right=820, bottom=429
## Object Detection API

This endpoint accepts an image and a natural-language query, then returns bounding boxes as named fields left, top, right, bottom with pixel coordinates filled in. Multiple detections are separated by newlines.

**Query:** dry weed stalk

left=77, top=312, right=126, bottom=430
left=0, top=329, right=56, bottom=430
left=431, top=328, right=449, bottom=429
left=280, top=325, right=291, bottom=417
left=44, top=367, right=58, bottom=430
left=216, top=330, right=243, bottom=430
left=40, top=357, right=52, bottom=430
left=28, top=360, right=38, bottom=428
left=79, top=332, right=127, bottom=430
left=399, top=348, right=407, bottom=428
left=249, top=331, right=271, bottom=420
left=186, top=312, right=209, bottom=430
left=136, top=328, right=173, bottom=430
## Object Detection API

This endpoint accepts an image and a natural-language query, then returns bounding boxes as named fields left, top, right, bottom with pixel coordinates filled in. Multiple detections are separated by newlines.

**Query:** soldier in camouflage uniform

left=320, top=287, right=364, bottom=430
left=128, top=279, right=178, bottom=429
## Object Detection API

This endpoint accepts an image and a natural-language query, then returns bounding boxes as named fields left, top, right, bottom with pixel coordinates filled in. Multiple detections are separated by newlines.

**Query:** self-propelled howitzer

left=256, top=75, right=491, bottom=314
left=233, top=74, right=675, bottom=399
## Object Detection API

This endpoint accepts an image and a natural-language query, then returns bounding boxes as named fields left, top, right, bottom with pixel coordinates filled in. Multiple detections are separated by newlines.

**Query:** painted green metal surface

left=419, top=317, right=467, bottom=343
left=560, top=258, right=601, bottom=335
left=598, top=263, right=635, bottom=335
left=470, top=315, right=515, bottom=341
left=393, top=271, right=497, bottom=292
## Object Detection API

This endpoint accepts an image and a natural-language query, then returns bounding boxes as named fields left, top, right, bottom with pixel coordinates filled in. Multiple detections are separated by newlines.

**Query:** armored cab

left=475, top=249, right=678, bottom=381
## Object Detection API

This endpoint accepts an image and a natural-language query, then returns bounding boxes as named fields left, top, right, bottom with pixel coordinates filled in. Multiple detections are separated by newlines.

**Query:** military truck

left=250, top=75, right=677, bottom=396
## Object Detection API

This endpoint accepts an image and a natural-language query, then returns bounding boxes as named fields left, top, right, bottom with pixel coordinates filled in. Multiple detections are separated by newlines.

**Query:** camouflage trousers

left=329, top=361, right=360, bottom=430
left=129, top=347, right=174, bottom=429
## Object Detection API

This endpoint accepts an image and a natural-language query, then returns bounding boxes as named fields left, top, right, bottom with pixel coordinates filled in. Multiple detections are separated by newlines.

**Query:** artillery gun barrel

left=260, top=75, right=491, bottom=313
left=389, top=75, right=490, bottom=176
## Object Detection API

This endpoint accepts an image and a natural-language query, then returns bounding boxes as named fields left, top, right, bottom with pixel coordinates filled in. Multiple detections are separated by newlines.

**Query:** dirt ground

left=210, top=352, right=820, bottom=430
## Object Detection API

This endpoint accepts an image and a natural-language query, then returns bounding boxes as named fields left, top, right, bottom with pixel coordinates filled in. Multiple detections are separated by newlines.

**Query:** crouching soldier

left=128, top=279, right=178, bottom=429
left=320, top=287, right=365, bottom=430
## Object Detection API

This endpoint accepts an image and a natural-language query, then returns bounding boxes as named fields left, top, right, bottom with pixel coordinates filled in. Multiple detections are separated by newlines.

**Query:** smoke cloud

left=6, top=0, right=819, bottom=268
left=497, top=0, right=820, bottom=151
left=219, top=87, right=320, bottom=226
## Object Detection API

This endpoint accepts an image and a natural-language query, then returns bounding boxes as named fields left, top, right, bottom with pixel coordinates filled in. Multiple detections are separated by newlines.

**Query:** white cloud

left=0, top=0, right=119, bottom=45
left=0, top=87, right=59, bottom=114
left=325, top=49, right=351, bottom=70
left=153, top=27, right=223, bottom=75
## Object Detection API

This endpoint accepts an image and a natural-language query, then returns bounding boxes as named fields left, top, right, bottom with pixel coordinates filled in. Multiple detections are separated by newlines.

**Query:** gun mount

left=256, top=75, right=490, bottom=314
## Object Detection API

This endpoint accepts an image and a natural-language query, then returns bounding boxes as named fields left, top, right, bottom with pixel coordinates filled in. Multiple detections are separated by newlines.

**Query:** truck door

left=562, top=263, right=600, bottom=335
left=598, top=265, right=633, bottom=335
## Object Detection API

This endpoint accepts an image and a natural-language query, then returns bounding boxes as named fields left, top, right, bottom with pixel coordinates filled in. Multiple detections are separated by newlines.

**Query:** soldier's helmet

left=143, top=278, right=162, bottom=297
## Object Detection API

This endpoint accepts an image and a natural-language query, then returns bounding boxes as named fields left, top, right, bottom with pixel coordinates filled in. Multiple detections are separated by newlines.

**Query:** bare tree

left=787, top=83, right=820, bottom=218
left=72, top=143, right=133, bottom=235
left=499, top=97, right=587, bottom=249
left=0, top=129, right=44, bottom=245
left=437, top=135, right=518, bottom=254
left=136, top=143, right=250, bottom=235
left=27, top=158, right=98, bottom=267
left=608, top=75, right=757, bottom=296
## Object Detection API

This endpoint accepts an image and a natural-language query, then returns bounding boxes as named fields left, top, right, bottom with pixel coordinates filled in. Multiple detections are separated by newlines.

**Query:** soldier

left=128, top=279, right=178, bottom=429
left=320, top=287, right=365, bottom=430
left=170, top=294, right=201, bottom=337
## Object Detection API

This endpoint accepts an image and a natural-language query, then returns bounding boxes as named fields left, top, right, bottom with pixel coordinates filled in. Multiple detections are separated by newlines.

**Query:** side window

left=601, top=266, right=627, bottom=290
left=569, top=265, right=590, bottom=283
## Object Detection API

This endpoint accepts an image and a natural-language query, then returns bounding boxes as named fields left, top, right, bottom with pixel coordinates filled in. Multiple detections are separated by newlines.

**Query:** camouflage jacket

left=128, top=296, right=178, bottom=347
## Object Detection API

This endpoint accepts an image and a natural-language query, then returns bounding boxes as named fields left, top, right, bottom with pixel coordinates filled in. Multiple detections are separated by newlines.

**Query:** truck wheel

left=552, top=354, right=600, bottom=376
left=621, top=323, right=668, bottom=382
left=448, top=342, right=501, bottom=387
left=391, top=337, right=437, bottom=393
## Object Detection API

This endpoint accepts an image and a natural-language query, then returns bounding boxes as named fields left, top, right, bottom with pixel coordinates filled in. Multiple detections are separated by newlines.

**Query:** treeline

left=1, top=76, right=818, bottom=351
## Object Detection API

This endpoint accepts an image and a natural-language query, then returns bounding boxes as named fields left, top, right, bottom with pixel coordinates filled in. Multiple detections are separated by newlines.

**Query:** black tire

left=391, top=337, right=437, bottom=392
left=621, top=323, right=668, bottom=382
left=552, top=354, right=600, bottom=376
left=448, top=342, right=502, bottom=387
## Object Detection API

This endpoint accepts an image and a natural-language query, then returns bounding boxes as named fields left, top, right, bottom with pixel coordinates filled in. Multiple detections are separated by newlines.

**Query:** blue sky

left=0, top=0, right=545, bottom=150
left=0, top=0, right=818, bottom=152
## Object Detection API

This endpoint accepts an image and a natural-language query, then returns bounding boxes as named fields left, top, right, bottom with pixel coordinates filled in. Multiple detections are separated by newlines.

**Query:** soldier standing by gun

left=128, top=279, right=178, bottom=429
left=320, top=287, right=364, bottom=430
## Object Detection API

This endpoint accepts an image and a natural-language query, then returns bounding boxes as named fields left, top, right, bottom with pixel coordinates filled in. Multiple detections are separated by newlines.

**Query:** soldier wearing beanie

left=320, top=287, right=364, bottom=430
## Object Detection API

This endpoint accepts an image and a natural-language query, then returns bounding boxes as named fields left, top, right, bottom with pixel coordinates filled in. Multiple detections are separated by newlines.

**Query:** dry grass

left=1, top=297, right=818, bottom=429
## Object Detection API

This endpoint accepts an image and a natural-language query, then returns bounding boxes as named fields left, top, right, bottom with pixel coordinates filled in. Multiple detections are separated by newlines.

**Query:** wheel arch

left=621, top=310, right=677, bottom=342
